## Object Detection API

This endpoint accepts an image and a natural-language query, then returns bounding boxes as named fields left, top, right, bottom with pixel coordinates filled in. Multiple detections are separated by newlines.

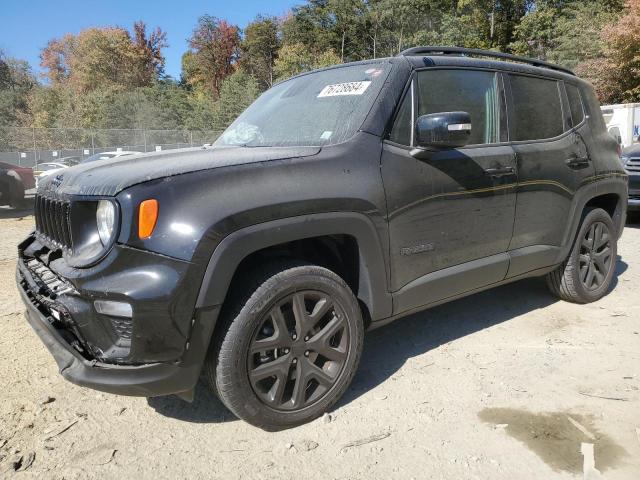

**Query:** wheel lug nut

left=293, top=358, right=297, bottom=364
left=304, top=351, right=309, bottom=357
left=304, top=336, right=309, bottom=341
left=284, top=348, right=289, bottom=354
left=292, top=334, right=297, bottom=340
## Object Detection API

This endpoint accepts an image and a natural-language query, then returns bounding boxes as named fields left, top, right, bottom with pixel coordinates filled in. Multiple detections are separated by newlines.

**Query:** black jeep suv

left=17, top=47, right=627, bottom=430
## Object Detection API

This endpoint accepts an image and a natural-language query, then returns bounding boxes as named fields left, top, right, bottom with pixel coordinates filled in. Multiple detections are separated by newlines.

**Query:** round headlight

left=96, top=200, right=116, bottom=245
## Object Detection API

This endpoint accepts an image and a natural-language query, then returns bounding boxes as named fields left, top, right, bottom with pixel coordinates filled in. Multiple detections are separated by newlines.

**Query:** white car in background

left=83, top=150, right=138, bottom=163
left=601, top=103, right=640, bottom=148
left=34, top=162, right=71, bottom=188
left=36, top=151, right=138, bottom=187
left=34, top=162, right=70, bottom=175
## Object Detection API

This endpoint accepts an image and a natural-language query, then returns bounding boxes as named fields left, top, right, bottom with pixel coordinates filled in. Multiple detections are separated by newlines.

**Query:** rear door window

left=416, top=69, right=506, bottom=145
left=509, top=75, right=564, bottom=141
left=565, top=83, right=585, bottom=127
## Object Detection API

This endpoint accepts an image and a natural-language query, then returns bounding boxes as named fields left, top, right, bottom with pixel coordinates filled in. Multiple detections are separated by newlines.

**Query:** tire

left=205, top=261, right=364, bottom=430
left=8, top=181, right=26, bottom=209
left=546, top=208, right=617, bottom=303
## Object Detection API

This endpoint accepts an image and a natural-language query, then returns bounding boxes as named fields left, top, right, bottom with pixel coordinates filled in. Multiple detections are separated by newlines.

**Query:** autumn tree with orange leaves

left=182, top=15, right=240, bottom=98
left=40, top=21, right=167, bottom=93
left=577, top=0, right=640, bottom=103
left=4, top=0, right=640, bottom=135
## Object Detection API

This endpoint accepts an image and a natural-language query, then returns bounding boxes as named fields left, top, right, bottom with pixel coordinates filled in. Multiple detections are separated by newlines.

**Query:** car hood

left=37, top=145, right=321, bottom=197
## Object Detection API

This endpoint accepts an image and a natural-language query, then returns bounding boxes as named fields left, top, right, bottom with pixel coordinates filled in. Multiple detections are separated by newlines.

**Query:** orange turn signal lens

left=138, top=199, right=158, bottom=239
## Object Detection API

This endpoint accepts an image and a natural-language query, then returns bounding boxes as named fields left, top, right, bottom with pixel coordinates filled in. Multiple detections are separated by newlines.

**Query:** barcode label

left=318, top=81, right=372, bottom=98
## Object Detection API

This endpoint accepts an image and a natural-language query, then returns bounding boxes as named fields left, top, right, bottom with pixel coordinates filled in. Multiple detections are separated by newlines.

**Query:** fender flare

left=195, top=212, right=393, bottom=321
left=556, top=175, right=627, bottom=264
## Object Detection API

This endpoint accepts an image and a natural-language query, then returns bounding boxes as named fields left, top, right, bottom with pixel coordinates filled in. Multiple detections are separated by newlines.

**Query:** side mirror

left=414, top=111, right=472, bottom=150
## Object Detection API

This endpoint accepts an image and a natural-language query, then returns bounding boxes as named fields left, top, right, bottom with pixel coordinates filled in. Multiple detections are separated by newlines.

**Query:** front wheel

left=546, top=208, right=618, bottom=303
left=205, top=262, right=364, bottom=430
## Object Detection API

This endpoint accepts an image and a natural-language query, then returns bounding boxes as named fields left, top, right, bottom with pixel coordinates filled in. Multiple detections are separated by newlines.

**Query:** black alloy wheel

left=546, top=208, right=618, bottom=304
left=206, top=262, right=364, bottom=430
left=578, top=221, right=613, bottom=291
left=248, top=291, right=349, bottom=411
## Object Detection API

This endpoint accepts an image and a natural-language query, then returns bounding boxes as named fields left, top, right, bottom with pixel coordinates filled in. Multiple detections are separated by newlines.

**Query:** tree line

left=1, top=0, right=639, bottom=135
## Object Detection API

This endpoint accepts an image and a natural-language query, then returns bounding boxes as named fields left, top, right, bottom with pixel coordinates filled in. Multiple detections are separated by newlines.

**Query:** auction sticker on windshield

left=318, top=81, right=372, bottom=98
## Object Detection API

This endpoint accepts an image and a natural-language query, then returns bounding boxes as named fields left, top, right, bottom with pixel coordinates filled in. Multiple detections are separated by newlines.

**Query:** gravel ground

left=1, top=206, right=639, bottom=479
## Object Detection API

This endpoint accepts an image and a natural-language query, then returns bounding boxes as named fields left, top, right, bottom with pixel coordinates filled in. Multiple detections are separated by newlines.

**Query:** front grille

left=18, top=257, right=93, bottom=359
left=35, top=195, right=73, bottom=250
left=626, top=157, right=640, bottom=172
left=23, top=257, right=75, bottom=299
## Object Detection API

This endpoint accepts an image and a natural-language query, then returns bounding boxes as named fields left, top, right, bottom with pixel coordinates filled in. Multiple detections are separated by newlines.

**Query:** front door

left=381, top=68, right=517, bottom=314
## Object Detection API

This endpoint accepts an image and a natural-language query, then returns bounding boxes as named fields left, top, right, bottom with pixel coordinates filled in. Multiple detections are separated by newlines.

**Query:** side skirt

left=391, top=252, right=510, bottom=317
left=371, top=247, right=561, bottom=331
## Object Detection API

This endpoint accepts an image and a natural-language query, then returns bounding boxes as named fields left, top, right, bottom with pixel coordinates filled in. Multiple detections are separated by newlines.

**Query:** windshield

left=215, top=62, right=390, bottom=147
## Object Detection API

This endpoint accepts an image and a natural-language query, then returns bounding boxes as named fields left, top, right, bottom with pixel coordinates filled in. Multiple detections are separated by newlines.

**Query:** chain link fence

left=0, top=127, right=223, bottom=168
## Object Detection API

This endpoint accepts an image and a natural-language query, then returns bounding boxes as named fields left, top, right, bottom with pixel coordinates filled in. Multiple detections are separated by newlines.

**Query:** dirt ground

left=1, top=206, right=639, bottom=479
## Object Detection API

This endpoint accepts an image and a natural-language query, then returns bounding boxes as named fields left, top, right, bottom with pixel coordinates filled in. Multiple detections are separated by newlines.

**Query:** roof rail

left=398, top=46, right=574, bottom=76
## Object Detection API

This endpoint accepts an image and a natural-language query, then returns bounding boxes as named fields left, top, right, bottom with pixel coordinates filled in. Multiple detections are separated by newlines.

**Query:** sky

left=1, top=0, right=300, bottom=80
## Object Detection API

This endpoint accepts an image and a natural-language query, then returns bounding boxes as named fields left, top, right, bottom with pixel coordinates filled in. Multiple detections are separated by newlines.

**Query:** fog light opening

left=94, top=300, right=133, bottom=318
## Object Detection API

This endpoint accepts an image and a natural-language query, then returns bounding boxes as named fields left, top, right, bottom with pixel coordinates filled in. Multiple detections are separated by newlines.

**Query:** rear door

left=506, top=74, right=595, bottom=276
left=381, top=68, right=517, bottom=312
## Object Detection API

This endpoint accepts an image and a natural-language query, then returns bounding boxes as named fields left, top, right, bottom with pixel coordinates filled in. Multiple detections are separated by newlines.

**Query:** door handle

left=566, top=156, right=590, bottom=169
left=484, top=166, right=515, bottom=177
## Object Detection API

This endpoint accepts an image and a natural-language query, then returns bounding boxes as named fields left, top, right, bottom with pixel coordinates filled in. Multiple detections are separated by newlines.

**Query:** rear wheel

left=546, top=208, right=617, bottom=303
left=205, top=262, right=364, bottom=430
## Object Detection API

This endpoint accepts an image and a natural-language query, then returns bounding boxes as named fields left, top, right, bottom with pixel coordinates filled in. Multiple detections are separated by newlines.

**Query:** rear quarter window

left=509, top=75, right=564, bottom=141
left=582, top=86, right=608, bottom=133
left=565, top=83, right=585, bottom=127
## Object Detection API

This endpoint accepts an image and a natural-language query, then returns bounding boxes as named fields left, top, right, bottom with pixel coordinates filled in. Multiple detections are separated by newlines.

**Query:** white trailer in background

left=601, top=103, right=640, bottom=148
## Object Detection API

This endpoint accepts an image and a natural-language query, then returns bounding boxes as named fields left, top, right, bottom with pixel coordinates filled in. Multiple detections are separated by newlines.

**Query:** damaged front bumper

left=16, top=234, right=219, bottom=398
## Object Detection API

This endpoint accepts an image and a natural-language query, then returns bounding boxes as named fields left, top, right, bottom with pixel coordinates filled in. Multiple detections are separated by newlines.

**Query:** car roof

left=302, top=47, right=579, bottom=85
left=402, top=53, right=576, bottom=82
left=0, top=161, right=26, bottom=169
left=601, top=103, right=640, bottom=109
left=400, top=46, right=573, bottom=73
